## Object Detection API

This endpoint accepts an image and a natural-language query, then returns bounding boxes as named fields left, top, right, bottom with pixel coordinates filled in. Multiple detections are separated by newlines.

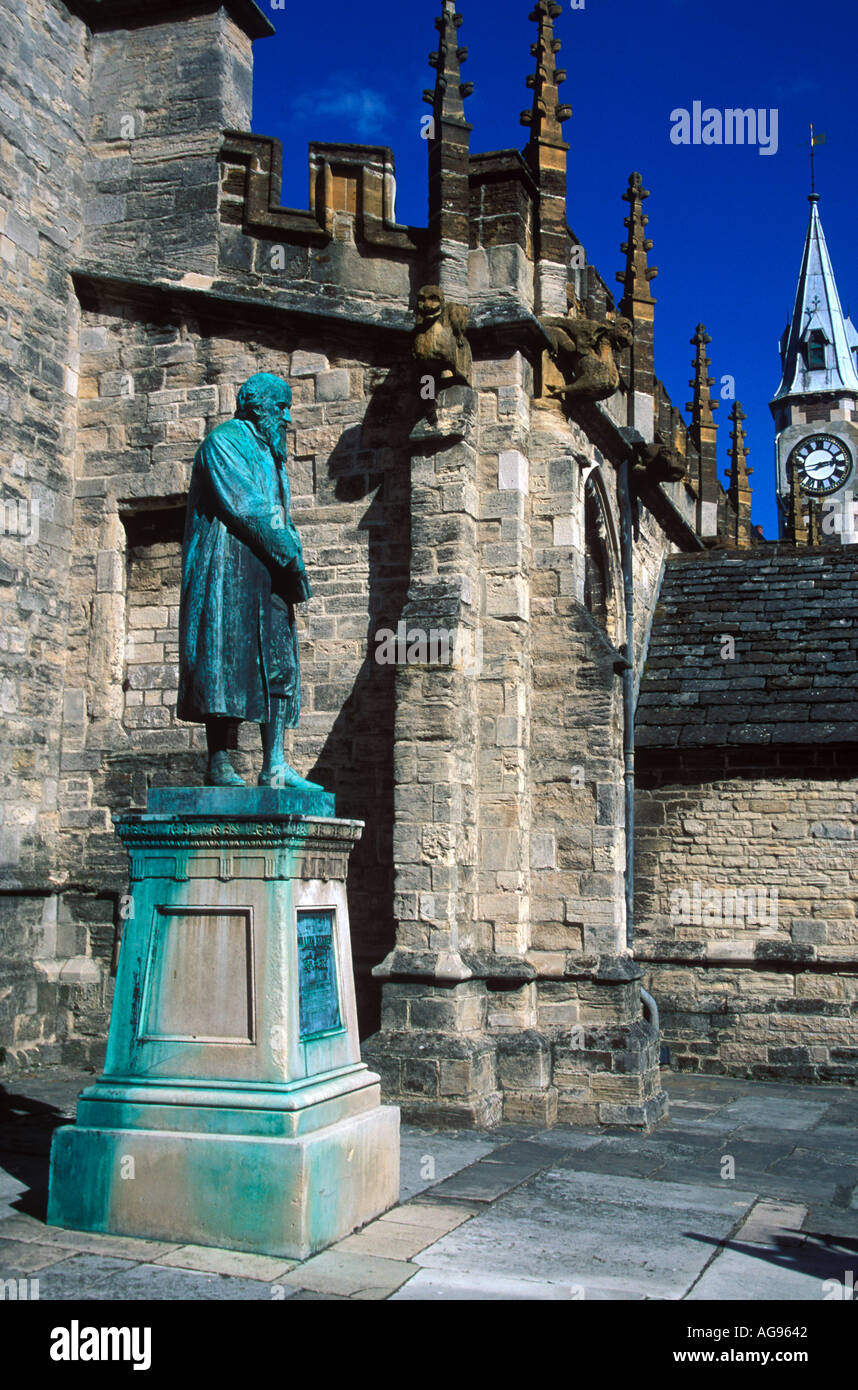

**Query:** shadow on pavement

left=0, top=1084, right=74, bottom=1219
left=686, top=1229, right=858, bottom=1289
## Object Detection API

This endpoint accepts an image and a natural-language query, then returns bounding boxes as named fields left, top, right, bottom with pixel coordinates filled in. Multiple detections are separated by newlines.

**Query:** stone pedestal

left=47, top=787, right=399, bottom=1260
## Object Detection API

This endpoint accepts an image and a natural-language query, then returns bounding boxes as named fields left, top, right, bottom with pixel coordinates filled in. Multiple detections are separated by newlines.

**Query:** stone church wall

left=636, top=756, right=858, bottom=1081
left=0, top=0, right=91, bottom=1062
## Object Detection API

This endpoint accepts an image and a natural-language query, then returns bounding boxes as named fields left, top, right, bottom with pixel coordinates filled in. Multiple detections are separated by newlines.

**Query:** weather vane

left=809, top=123, right=826, bottom=197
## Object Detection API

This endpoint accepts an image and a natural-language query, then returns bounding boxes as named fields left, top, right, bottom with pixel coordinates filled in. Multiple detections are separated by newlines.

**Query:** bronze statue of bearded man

left=178, top=371, right=319, bottom=791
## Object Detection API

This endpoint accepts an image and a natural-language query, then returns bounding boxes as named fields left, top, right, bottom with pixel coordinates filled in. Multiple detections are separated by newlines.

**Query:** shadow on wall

left=309, top=364, right=419, bottom=1037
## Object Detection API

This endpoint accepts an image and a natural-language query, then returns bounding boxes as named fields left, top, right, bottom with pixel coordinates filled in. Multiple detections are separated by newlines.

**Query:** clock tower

left=770, top=194, right=858, bottom=541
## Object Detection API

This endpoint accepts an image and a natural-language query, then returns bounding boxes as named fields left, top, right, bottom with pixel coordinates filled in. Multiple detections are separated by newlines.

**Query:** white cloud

left=292, top=80, right=393, bottom=138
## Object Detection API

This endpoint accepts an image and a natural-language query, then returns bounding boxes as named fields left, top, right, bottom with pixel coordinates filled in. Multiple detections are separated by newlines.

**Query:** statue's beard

left=253, top=411, right=288, bottom=466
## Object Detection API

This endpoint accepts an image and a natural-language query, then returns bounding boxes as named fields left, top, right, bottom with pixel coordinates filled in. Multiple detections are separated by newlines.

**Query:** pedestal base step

left=47, top=1104, right=399, bottom=1261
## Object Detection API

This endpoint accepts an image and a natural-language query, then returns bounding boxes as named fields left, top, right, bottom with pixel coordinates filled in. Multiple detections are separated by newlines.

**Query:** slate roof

left=636, top=545, right=858, bottom=749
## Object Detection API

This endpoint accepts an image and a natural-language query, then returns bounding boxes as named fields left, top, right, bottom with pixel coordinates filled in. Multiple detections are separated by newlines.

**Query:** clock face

left=788, top=434, right=852, bottom=495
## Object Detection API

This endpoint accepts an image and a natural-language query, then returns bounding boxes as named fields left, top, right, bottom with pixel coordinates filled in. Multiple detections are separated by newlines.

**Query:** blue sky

left=252, top=0, right=857, bottom=539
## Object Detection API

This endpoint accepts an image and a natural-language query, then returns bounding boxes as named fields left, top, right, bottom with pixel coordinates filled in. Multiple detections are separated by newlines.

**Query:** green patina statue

left=178, top=372, right=320, bottom=790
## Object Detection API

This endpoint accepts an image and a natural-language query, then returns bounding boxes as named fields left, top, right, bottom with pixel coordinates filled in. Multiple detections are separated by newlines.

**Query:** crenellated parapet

left=219, top=133, right=423, bottom=254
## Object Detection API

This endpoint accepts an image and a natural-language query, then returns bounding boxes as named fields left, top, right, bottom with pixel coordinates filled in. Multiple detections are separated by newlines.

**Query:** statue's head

left=416, top=285, right=444, bottom=327
left=235, top=372, right=293, bottom=463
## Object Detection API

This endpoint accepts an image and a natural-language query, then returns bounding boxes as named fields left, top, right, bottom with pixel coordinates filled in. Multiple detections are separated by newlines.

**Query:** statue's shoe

left=205, top=758, right=246, bottom=787
left=258, top=763, right=325, bottom=793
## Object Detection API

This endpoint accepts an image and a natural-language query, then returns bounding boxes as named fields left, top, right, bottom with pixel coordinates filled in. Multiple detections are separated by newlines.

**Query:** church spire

left=423, top=0, right=473, bottom=299
left=726, top=401, right=753, bottom=548
left=616, top=171, right=658, bottom=414
left=521, top=1, right=571, bottom=316
left=686, top=323, right=719, bottom=538
left=772, top=195, right=858, bottom=404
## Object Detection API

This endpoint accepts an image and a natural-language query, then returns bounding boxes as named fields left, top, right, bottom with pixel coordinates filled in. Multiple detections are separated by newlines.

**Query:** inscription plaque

left=141, top=906, right=254, bottom=1044
left=297, top=908, right=341, bottom=1038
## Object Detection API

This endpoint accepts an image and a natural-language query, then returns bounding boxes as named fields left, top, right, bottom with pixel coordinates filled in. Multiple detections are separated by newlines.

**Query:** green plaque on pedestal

left=297, top=909, right=341, bottom=1038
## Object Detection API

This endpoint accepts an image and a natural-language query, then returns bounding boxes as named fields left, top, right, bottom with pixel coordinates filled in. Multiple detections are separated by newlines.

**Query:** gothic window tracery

left=583, top=472, right=622, bottom=646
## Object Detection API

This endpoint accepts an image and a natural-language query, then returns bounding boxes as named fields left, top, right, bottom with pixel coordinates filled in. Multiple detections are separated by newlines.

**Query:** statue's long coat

left=177, top=417, right=310, bottom=725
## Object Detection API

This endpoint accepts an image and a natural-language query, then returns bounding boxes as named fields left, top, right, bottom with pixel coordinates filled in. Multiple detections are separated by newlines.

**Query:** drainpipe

left=640, top=986, right=659, bottom=1034
left=618, top=426, right=660, bottom=1045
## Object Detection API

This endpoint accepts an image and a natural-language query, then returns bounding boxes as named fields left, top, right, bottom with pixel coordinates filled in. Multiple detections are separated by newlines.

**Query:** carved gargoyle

left=632, top=438, right=687, bottom=483
left=412, top=284, right=472, bottom=388
left=542, top=314, right=633, bottom=403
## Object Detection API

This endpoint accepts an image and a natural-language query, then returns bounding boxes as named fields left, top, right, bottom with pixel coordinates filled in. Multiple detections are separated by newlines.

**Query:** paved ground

left=1, top=1067, right=856, bottom=1301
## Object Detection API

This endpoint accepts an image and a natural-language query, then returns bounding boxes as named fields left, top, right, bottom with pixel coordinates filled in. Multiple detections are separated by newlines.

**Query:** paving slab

left=803, top=1206, right=858, bottom=1242
left=422, top=1159, right=546, bottom=1204
left=333, top=1225, right=440, bottom=1261
left=286, top=1289, right=349, bottom=1300
left=414, top=1168, right=756, bottom=1300
left=739, top=1175, right=853, bottom=1207
left=823, top=1104, right=858, bottom=1127
left=768, top=1149, right=857, bottom=1198
left=333, top=1204, right=472, bottom=1261
left=391, top=1268, right=597, bottom=1301
left=555, top=1144, right=666, bottom=1178
left=280, top=1250, right=419, bottom=1299
left=2, top=1219, right=179, bottom=1261
left=652, top=1162, right=766, bottom=1193
left=736, top=1199, right=807, bottom=1248
left=376, top=1202, right=472, bottom=1234
left=668, top=1099, right=725, bottom=1115
left=705, top=1097, right=831, bottom=1131
left=34, top=1253, right=140, bottom=1299
left=0, top=1210, right=48, bottom=1240
left=645, top=1125, right=749, bottom=1150
left=77, top=1262, right=273, bottom=1301
left=482, top=1139, right=562, bottom=1166
left=786, top=1127, right=858, bottom=1159
left=663, top=1078, right=752, bottom=1102
left=0, top=1236, right=75, bottom=1274
left=155, top=1244, right=296, bottom=1280
left=498, top=1127, right=603, bottom=1152
left=399, top=1129, right=504, bottom=1201
left=687, top=1237, right=854, bottom=1300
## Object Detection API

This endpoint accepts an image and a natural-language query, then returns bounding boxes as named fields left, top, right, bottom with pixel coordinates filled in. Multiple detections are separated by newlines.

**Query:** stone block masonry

left=636, top=756, right=858, bottom=1083
left=0, top=0, right=92, bottom=1066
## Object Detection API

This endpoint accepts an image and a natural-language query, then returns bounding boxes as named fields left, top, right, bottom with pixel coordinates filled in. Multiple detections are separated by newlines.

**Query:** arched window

left=583, top=472, right=622, bottom=645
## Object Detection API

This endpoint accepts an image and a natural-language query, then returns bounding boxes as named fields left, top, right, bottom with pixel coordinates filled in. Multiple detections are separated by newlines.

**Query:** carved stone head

left=416, top=285, right=444, bottom=327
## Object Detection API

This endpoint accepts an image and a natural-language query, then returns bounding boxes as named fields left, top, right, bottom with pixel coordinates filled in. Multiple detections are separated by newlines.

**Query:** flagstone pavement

left=1, top=1067, right=856, bottom=1301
